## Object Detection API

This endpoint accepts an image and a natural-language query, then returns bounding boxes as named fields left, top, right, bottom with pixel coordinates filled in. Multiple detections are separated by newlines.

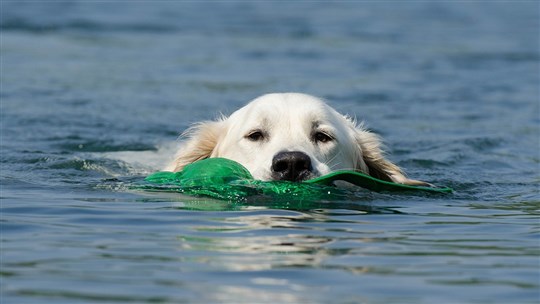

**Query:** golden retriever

left=166, top=93, right=428, bottom=186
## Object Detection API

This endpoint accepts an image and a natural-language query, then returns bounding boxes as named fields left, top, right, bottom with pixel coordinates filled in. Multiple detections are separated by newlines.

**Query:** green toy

left=143, top=158, right=452, bottom=201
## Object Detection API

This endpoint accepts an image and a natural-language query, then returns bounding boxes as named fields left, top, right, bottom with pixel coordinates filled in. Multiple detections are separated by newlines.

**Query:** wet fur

left=166, top=93, right=428, bottom=186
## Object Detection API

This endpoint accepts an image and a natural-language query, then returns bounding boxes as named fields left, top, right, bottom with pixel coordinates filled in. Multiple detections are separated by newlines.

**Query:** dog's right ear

left=350, top=121, right=432, bottom=187
left=165, top=120, right=227, bottom=172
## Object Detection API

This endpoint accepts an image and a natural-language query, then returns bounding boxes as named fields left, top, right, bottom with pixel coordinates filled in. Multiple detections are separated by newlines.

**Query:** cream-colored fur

left=165, top=93, right=428, bottom=186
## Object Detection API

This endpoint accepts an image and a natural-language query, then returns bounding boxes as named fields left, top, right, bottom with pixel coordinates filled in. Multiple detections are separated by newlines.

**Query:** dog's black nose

left=271, top=151, right=312, bottom=182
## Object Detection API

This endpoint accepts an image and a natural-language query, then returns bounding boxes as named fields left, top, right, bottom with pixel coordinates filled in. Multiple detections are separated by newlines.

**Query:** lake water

left=1, top=2, right=539, bottom=303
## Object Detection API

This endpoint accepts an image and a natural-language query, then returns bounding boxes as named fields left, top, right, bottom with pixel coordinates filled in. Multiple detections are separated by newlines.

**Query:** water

left=1, top=2, right=539, bottom=303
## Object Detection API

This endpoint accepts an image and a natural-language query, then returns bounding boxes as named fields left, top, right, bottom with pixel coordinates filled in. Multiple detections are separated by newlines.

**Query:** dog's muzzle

left=271, top=151, right=313, bottom=182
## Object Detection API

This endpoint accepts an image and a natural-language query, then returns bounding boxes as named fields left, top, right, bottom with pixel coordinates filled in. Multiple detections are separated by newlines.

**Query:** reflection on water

left=2, top=188, right=538, bottom=303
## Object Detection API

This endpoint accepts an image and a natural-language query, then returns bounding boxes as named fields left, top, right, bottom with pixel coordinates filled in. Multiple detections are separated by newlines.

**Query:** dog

left=165, top=93, right=428, bottom=186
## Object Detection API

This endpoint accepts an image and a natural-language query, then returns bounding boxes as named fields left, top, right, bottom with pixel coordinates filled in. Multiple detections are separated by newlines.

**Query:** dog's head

left=167, top=93, right=426, bottom=185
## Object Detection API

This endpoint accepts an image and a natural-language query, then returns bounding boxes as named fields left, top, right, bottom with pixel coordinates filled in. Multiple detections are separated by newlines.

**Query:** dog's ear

left=166, top=120, right=227, bottom=172
left=352, top=125, right=431, bottom=186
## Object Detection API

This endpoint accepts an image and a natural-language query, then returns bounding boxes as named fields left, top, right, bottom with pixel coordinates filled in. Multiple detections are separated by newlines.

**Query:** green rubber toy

left=144, top=158, right=452, bottom=200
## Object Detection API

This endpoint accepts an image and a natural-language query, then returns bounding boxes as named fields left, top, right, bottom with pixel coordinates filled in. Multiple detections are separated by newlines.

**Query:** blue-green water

left=1, top=2, right=539, bottom=303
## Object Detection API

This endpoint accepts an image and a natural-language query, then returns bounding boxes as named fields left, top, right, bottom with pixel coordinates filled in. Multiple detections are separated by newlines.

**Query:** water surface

left=1, top=2, right=539, bottom=303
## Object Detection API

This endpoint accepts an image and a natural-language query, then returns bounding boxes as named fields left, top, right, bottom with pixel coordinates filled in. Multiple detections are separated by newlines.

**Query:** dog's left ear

left=352, top=126, right=431, bottom=186
left=165, top=119, right=227, bottom=172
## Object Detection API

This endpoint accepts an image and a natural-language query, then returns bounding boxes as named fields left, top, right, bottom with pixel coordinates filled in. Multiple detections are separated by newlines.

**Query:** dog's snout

left=271, top=151, right=312, bottom=182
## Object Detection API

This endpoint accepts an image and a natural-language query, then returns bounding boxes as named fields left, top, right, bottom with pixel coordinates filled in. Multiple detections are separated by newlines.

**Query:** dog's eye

left=314, top=132, right=333, bottom=143
left=246, top=131, right=265, bottom=141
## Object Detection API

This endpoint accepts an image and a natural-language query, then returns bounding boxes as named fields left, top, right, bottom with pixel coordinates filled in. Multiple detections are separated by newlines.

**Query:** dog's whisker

left=325, top=154, right=339, bottom=166
left=323, top=151, right=339, bottom=166
left=324, top=150, right=344, bottom=169
left=329, top=161, right=344, bottom=171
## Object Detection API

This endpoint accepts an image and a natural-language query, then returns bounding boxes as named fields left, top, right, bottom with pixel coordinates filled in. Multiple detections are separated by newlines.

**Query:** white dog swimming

left=166, top=93, right=428, bottom=186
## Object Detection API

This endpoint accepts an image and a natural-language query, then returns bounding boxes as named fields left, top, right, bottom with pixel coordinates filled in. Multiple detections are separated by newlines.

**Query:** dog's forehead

left=230, top=93, right=335, bottom=126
